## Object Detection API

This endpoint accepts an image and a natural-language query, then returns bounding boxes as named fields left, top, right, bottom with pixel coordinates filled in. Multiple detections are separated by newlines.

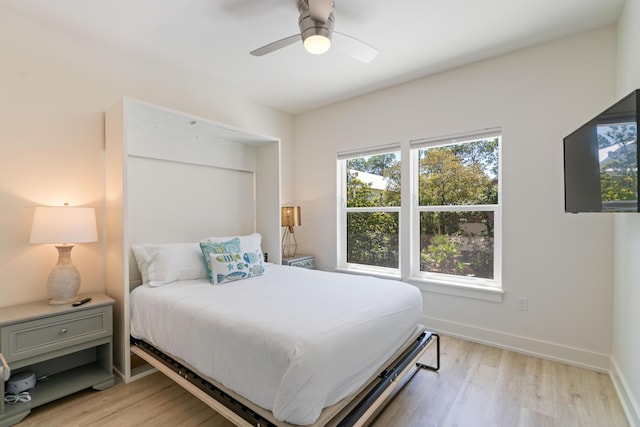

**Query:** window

left=338, top=130, right=501, bottom=293
left=413, top=134, right=500, bottom=286
left=339, top=148, right=401, bottom=272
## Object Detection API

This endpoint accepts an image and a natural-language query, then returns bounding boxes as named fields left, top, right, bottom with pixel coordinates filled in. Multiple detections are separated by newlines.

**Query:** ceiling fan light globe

left=304, top=35, right=331, bottom=54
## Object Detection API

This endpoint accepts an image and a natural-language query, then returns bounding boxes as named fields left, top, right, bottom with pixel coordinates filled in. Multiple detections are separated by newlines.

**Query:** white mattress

left=130, top=264, right=422, bottom=425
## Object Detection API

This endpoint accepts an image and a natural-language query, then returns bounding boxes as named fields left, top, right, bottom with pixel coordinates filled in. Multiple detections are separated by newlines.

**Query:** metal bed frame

left=131, top=330, right=439, bottom=427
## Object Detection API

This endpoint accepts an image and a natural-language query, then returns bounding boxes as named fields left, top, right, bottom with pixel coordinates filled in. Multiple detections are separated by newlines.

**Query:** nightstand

left=0, top=293, right=114, bottom=427
left=282, top=254, right=315, bottom=269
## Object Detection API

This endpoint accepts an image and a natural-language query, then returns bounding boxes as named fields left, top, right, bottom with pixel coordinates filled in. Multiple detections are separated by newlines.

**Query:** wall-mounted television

left=564, top=89, right=639, bottom=213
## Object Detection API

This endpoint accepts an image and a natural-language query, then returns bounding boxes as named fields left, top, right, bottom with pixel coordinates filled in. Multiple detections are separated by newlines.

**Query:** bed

left=128, top=239, right=438, bottom=426
left=105, top=98, right=439, bottom=427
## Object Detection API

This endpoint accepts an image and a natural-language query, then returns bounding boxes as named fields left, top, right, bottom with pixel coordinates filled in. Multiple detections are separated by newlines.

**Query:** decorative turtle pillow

left=208, top=252, right=265, bottom=285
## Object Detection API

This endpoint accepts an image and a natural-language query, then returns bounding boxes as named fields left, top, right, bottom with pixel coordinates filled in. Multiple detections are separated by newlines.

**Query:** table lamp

left=281, top=206, right=301, bottom=258
left=29, top=204, right=98, bottom=305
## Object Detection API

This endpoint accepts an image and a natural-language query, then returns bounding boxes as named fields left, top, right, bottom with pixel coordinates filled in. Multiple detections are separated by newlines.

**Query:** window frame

left=337, top=130, right=502, bottom=301
left=410, top=130, right=502, bottom=291
left=337, top=144, right=402, bottom=275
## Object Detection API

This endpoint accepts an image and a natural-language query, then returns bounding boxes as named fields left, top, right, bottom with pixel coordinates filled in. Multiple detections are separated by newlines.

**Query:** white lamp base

left=49, top=296, right=79, bottom=305
left=47, top=245, right=81, bottom=305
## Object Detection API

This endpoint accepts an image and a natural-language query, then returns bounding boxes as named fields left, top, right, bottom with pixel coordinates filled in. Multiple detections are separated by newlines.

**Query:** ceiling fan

left=250, top=0, right=378, bottom=63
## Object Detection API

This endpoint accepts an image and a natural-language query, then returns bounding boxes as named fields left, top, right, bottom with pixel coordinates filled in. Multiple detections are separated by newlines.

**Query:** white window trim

left=409, top=131, right=503, bottom=298
left=409, top=276, right=504, bottom=302
left=337, top=146, right=402, bottom=272
left=336, top=265, right=401, bottom=280
left=337, top=142, right=401, bottom=160
left=410, top=127, right=502, bottom=149
left=337, top=129, right=502, bottom=302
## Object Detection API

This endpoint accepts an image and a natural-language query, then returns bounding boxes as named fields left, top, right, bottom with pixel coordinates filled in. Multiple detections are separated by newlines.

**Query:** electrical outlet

left=518, top=296, right=528, bottom=311
left=264, top=252, right=268, bottom=262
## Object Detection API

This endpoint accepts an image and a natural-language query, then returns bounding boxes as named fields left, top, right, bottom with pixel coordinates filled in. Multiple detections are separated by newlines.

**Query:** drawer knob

left=60, top=328, right=68, bottom=335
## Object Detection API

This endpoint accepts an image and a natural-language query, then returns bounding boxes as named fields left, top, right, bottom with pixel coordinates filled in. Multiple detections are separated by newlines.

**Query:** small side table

left=282, top=255, right=315, bottom=269
left=0, top=293, right=114, bottom=426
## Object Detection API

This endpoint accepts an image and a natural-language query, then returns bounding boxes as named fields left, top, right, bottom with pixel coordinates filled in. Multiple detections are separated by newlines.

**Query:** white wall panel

left=127, top=156, right=255, bottom=251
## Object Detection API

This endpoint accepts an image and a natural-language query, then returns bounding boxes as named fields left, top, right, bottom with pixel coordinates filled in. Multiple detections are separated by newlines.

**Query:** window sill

left=336, top=267, right=503, bottom=303
left=335, top=267, right=402, bottom=281
left=408, top=277, right=504, bottom=303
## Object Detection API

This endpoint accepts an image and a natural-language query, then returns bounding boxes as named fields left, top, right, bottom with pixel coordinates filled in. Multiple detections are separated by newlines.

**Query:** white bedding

left=130, top=264, right=422, bottom=425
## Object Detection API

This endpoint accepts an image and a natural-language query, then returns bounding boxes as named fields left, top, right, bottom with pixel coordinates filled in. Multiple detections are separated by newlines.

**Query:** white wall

left=1, top=4, right=634, bottom=419
left=613, top=0, right=640, bottom=424
left=294, top=27, right=617, bottom=369
left=0, top=6, right=294, bottom=308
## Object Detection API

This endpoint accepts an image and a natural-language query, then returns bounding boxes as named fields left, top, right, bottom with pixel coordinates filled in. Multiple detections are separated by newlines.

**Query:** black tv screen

left=564, top=90, right=639, bottom=213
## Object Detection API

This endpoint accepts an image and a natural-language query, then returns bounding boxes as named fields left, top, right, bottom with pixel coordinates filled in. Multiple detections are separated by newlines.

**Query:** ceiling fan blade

left=308, top=0, right=333, bottom=23
left=333, top=32, right=378, bottom=63
left=250, top=34, right=301, bottom=56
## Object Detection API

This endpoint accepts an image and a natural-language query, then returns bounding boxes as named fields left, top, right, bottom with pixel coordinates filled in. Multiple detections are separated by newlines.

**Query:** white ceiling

left=3, top=0, right=625, bottom=114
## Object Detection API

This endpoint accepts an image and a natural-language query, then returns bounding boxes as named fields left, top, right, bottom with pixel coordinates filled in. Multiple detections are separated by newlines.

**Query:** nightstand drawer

left=1, top=307, right=112, bottom=362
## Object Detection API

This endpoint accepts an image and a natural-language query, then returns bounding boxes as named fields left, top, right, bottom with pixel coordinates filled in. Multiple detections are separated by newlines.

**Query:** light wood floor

left=16, top=335, right=628, bottom=427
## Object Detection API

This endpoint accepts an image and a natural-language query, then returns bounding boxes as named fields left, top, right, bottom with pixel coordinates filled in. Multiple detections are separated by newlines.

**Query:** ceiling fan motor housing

left=249, top=0, right=376, bottom=62
left=298, top=0, right=335, bottom=44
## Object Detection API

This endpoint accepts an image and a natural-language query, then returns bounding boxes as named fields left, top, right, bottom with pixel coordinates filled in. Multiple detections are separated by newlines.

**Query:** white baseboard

left=422, top=315, right=610, bottom=372
left=610, top=357, right=640, bottom=427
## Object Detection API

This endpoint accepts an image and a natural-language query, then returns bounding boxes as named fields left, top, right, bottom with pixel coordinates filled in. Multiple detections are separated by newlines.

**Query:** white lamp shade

left=30, top=206, right=98, bottom=244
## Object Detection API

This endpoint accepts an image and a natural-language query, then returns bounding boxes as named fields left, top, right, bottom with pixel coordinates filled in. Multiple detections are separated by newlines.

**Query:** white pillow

left=132, top=243, right=208, bottom=286
left=209, top=252, right=265, bottom=285
left=201, top=233, right=263, bottom=255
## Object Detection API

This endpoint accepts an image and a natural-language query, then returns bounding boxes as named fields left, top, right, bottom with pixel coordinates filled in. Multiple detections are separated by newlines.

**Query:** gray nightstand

left=0, top=293, right=114, bottom=427
left=282, top=254, right=315, bottom=269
